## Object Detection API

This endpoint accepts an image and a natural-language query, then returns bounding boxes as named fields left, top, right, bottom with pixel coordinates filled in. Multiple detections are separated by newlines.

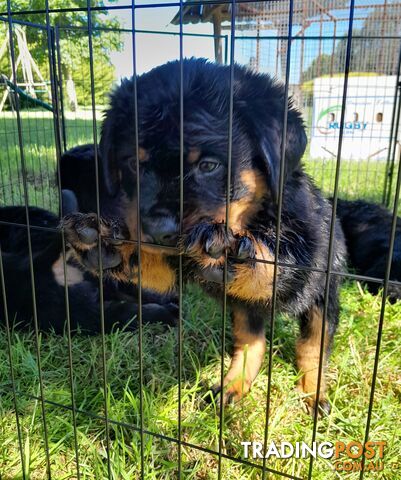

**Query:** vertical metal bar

left=330, top=21, right=337, bottom=77
left=86, top=2, right=111, bottom=477
left=317, top=13, right=323, bottom=77
left=0, top=247, right=26, bottom=479
left=6, top=4, right=52, bottom=478
left=261, top=1, right=294, bottom=478
left=217, top=2, right=235, bottom=478
left=308, top=1, right=355, bottom=478
left=224, top=35, right=228, bottom=65
left=47, top=27, right=63, bottom=183
left=178, top=0, right=184, bottom=477
left=382, top=44, right=401, bottom=206
left=130, top=2, right=145, bottom=477
left=359, top=76, right=401, bottom=480
left=54, top=26, right=67, bottom=152
left=44, top=7, right=81, bottom=478
left=385, top=76, right=401, bottom=207
left=256, top=19, right=260, bottom=72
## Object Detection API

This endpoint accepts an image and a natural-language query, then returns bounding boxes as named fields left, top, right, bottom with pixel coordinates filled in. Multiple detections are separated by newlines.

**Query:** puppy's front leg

left=296, top=305, right=331, bottom=416
left=213, top=306, right=266, bottom=404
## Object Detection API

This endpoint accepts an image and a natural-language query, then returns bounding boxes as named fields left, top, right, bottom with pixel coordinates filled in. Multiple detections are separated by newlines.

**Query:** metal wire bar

left=235, top=35, right=401, bottom=40
left=0, top=0, right=306, bottom=17
left=1, top=0, right=393, bottom=17
left=0, top=246, right=26, bottom=479
left=384, top=65, right=401, bottom=207
left=56, top=23, right=227, bottom=38
left=3, top=386, right=304, bottom=480
left=261, top=1, right=294, bottom=478
left=217, top=1, right=236, bottom=478
left=130, top=1, right=145, bottom=476
left=177, top=0, right=184, bottom=476
left=0, top=15, right=48, bottom=29
left=382, top=45, right=401, bottom=206
left=1, top=218, right=400, bottom=291
left=85, top=2, right=111, bottom=476
left=0, top=14, right=398, bottom=42
left=44, top=7, right=81, bottom=477
left=308, top=1, right=355, bottom=478
left=5, top=4, right=52, bottom=477
left=359, top=65, right=401, bottom=480
left=54, top=27, right=67, bottom=152
left=1, top=1, right=400, bottom=478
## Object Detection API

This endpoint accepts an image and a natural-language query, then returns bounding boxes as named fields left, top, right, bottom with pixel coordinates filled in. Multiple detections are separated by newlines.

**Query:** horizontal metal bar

left=3, top=387, right=303, bottom=480
left=236, top=35, right=401, bottom=41
left=1, top=219, right=400, bottom=288
left=1, top=0, right=398, bottom=17
left=0, top=0, right=285, bottom=18
left=0, top=15, right=397, bottom=42
left=57, top=25, right=227, bottom=39
left=0, top=14, right=48, bottom=29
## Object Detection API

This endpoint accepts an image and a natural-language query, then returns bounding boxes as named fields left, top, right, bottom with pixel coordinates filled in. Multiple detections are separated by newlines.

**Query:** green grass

left=304, top=158, right=400, bottom=212
left=0, top=111, right=102, bottom=212
left=0, top=112, right=400, bottom=479
left=1, top=284, right=400, bottom=479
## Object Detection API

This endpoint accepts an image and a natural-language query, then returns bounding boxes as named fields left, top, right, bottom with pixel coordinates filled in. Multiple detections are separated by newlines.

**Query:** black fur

left=99, top=58, right=345, bottom=320
left=0, top=206, right=177, bottom=333
left=336, top=199, right=401, bottom=302
left=63, top=59, right=347, bottom=412
left=60, top=144, right=119, bottom=216
left=60, top=145, right=178, bottom=311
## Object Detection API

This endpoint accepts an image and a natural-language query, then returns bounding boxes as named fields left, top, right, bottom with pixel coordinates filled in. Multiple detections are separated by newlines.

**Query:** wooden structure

left=171, top=1, right=399, bottom=78
left=0, top=25, right=51, bottom=112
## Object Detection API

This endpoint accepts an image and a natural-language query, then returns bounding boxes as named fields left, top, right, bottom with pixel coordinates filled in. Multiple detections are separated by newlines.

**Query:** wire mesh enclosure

left=0, top=1, right=400, bottom=479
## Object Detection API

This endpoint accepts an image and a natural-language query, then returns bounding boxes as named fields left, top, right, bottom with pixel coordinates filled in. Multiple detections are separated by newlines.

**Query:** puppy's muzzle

left=141, top=215, right=179, bottom=247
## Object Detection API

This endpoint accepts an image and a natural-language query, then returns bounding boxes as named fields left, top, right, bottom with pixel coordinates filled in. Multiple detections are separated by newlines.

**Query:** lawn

left=0, top=112, right=400, bottom=479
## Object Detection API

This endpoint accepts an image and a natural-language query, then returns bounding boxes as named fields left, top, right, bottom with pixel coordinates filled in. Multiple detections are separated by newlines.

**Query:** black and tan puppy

left=336, top=198, right=401, bottom=302
left=0, top=204, right=177, bottom=334
left=62, top=58, right=346, bottom=414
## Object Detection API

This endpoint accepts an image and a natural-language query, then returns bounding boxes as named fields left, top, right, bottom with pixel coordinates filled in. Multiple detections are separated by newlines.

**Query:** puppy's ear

left=235, top=74, right=307, bottom=203
left=283, top=108, right=308, bottom=174
left=253, top=111, right=307, bottom=202
left=99, top=113, right=120, bottom=197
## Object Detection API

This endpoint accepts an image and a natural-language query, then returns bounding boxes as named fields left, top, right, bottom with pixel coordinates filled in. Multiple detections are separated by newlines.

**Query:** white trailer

left=309, top=75, right=398, bottom=161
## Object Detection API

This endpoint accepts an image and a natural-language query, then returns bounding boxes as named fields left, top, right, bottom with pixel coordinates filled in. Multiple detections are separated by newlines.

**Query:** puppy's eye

left=198, top=158, right=220, bottom=174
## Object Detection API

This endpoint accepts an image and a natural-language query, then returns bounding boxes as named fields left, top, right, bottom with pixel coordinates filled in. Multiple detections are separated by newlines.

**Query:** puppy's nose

left=142, top=216, right=178, bottom=247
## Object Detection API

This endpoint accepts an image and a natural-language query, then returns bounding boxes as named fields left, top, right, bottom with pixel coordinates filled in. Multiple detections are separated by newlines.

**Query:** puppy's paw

left=304, top=397, right=331, bottom=419
left=184, top=222, right=234, bottom=263
left=62, top=212, right=99, bottom=249
left=232, top=234, right=256, bottom=261
left=183, top=222, right=236, bottom=285
left=61, top=213, right=129, bottom=273
left=210, top=378, right=251, bottom=407
left=296, top=384, right=331, bottom=418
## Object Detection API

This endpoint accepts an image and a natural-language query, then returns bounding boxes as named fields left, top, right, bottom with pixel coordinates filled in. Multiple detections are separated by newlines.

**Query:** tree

left=302, top=5, right=401, bottom=82
left=302, top=54, right=336, bottom=82
left=0, top=0, right=122, bottom=108
left=336, top=5, right=400, bottom=75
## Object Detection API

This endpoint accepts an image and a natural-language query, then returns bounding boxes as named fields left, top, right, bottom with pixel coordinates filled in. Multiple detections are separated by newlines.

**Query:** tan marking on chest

left=139, top=250, right=176, bottom=293
left=114, top=243, right=176, bottom=294
left=227, top=239, right=275, bottom=302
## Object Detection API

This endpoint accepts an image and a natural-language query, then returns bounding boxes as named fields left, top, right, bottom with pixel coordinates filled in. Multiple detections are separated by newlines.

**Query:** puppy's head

left=99, top=58, right=307, bottom=247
